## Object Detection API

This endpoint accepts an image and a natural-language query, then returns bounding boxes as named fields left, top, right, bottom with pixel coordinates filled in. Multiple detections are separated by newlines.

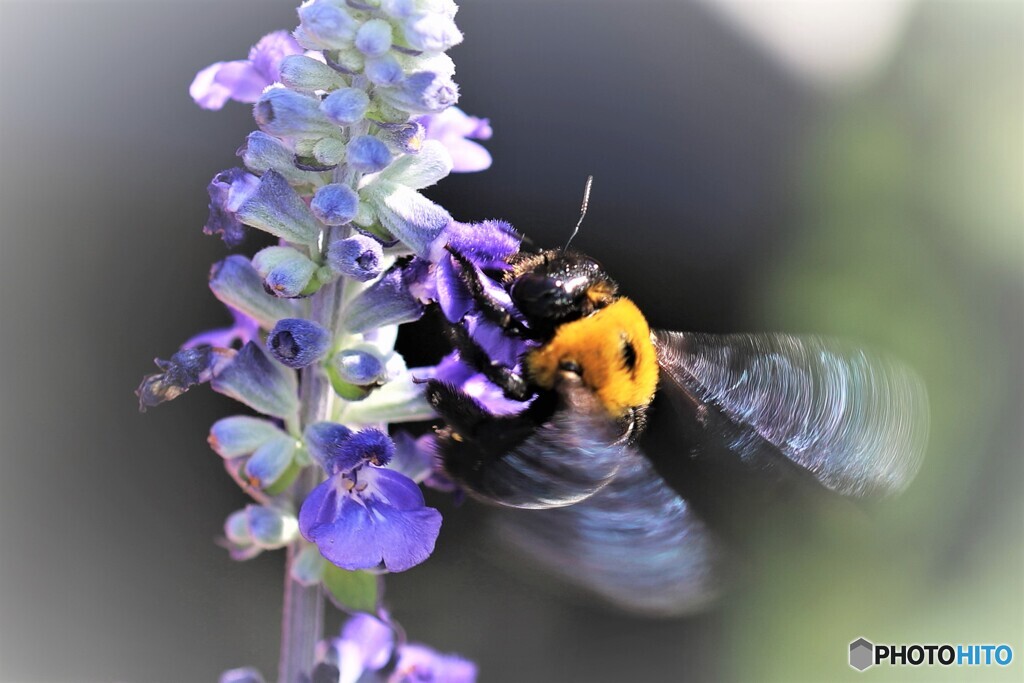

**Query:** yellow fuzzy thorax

left=526, top=297, right=659, bottom=419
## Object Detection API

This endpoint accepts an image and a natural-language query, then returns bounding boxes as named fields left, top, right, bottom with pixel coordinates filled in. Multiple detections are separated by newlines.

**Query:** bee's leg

left=442, top=319, right=532, bottom=402
left=446, top=247, right=534, bottom=339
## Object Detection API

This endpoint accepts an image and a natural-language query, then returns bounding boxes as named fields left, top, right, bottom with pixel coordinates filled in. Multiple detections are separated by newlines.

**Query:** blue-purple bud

left=219, top=667, right=266, bottom=683
left=211, top=342, right=300, bottom=420
left=311, top=184, right=360, bottom=226
left=344, top=265, right=424, bottom=333
left=290, top=545, right=327, bottom=587
left=278, top=54, right=345, bottom=93
left=209, top=415, right=284, bottom=458
left=326, top=234, right=384, bottom=281
left=304, top=421, right=357, bottom=473
left=239, top=132, right=311, bottom=185
left=380, top=71, right=459, bottom=115
left=244, top=433, right=298, bottom=488
left=361, top=180, right=450, bottom=257
left=252, top=246, right=319, bottom=298
left=267, top=319, right=332, bottom=369
left=296, top=1, right=359, bottom=50
left=236, top=170, right=322, bottom=247
left=331, top=347, right=387, bottom=386
left=402, top=12, right=463, bottom=52
left=355, top=19, right=393, bottom=57
left=249, top=506, right=299, bottom=548
left=321, top=87, right=370, bottom=126
left=254, top=87, right=336, bottom=139
left=209, top=256, right=296, bottom=328
left=312, top=137, right=347, bottom=166
left=364, top=54, right=405, bottom=87
left=346, top=135, right=393, bottom=173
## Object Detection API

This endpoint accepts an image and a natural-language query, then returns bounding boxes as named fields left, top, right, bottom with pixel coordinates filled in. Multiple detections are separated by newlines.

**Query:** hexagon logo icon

left=850, top=638, right=874, bottom=671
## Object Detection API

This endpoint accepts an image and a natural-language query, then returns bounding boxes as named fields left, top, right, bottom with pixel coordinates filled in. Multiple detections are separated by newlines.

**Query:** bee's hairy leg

left=441, top=319, right=533, bottom=402
left=425, top=379, right=495, bottom=437
left=446, top=247, right=533, bottom=339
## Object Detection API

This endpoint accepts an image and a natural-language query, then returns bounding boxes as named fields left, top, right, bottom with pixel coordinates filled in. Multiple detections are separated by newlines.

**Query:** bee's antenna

left=564, top=175, right=593, bottom=251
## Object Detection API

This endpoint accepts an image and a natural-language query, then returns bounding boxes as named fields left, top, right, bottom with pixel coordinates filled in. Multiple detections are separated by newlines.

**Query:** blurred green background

left=0, top=1, right=1019, bottom=681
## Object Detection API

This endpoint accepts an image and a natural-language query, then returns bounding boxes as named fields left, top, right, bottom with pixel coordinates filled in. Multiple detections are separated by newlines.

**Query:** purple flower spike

left=299, top=466, right=442, bottom=572
left=392, top=643, right=477, bottom=683
left=315, top=614, right=395, bottom=683
left=444, top=219, right=519, bottom=267
left=267, top=318, right=331, bottom=369
left=190, top=31, right=302, bottom=111
left=204, top=168, right=260, bottom=246
left=421, top=107, right=494, bottom=173
left=347, top=135, right=393, bottom=174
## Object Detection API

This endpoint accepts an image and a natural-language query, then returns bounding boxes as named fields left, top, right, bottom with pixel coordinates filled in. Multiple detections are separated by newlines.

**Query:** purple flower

left=392, top=643, right=477, bottom=683
left=420, top=108, right=493, bottom=173
left=299, top=430, right=441, bottom=572
left=190, top=31, right=303, bottom=110
left=183, top=306, right=261, bottom=350
left=204, top=168, right=260, bottom=246
left=312, top=614, right=476, bottom=683
left=136, top=345, right=236, bottom=411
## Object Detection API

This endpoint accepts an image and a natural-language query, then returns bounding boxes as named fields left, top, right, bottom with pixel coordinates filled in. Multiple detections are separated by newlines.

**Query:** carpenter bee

left=424, top=183, right=928, bottom=615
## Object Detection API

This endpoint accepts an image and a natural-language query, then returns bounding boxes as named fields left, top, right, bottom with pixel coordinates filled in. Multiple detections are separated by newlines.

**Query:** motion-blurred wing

left=498, top=450, right=722, bottom=616
left=654, top=332, right=929, bottom=498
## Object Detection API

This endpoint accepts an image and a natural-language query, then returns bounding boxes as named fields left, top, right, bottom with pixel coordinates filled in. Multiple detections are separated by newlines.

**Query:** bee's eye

left=558, top=359, right=582, bottom=375
left=510, top=273, right=571, bottom=318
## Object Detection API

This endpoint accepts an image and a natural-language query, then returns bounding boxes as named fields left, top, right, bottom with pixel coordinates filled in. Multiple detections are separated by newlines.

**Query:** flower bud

left=211, top=342, right=300, bottom=420
left=364, top=54, right=405, bottom=87
left=379, top=71, right=459, bottom=115
left=401, top=12, right=463, bottom=52
left=267, top=318, right=332, bottom=369
left=311, top=184, right=360, bottom=226
left=253, top=87, right=336, bottom=139
left=296, top=1, right=359, bottom=50
left=209, top=255, right=296, bottom=328
left=209, top=415, right=284, bottom=458
left=219, top=668, right=266, bottom=683
left=355, top=19, right=393, bottom=57
left=244, top=433, right=298, bottom=488
left=378, top=139, right=451, bottom=189
left=236, top=170, right=322, bottom=247
left=321, top=87, right=370, bottom=126
left=278, top=54, right=345, bottom=93
left=331, top=347, right=387, bottom=386
left=346, top=135, right=393, bottom=174
left=326, top=234, right=384, bottom=281
left=238, top=133, right=305, bottom=188
left=290, top=544, right=327, bottom=587
left=247, top=505, right=299, bottom=548
left=312, top=137, right=347, bottom=166
left=252, top=246, right=319, bottom=298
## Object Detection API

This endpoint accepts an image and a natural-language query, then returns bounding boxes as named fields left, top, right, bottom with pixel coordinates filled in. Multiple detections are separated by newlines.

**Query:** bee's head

left=509, top=251, right=618, bottom=330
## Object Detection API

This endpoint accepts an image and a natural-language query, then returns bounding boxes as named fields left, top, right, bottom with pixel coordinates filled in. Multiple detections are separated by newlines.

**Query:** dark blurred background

left=1, top=1, right=1020, bottom=681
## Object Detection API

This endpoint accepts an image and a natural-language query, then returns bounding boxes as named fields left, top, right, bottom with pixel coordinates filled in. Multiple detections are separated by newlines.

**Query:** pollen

left=525, top=297, right=658, bottom=418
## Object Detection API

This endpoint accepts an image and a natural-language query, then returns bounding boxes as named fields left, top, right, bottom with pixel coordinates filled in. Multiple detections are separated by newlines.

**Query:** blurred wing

left=498, top=450, right=723, bottom=616
left=654, top=332, right=929, bottom=498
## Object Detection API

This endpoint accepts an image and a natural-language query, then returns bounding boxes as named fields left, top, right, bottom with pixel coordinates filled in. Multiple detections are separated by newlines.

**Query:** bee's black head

left=509, top=250, right=619, bottom=332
